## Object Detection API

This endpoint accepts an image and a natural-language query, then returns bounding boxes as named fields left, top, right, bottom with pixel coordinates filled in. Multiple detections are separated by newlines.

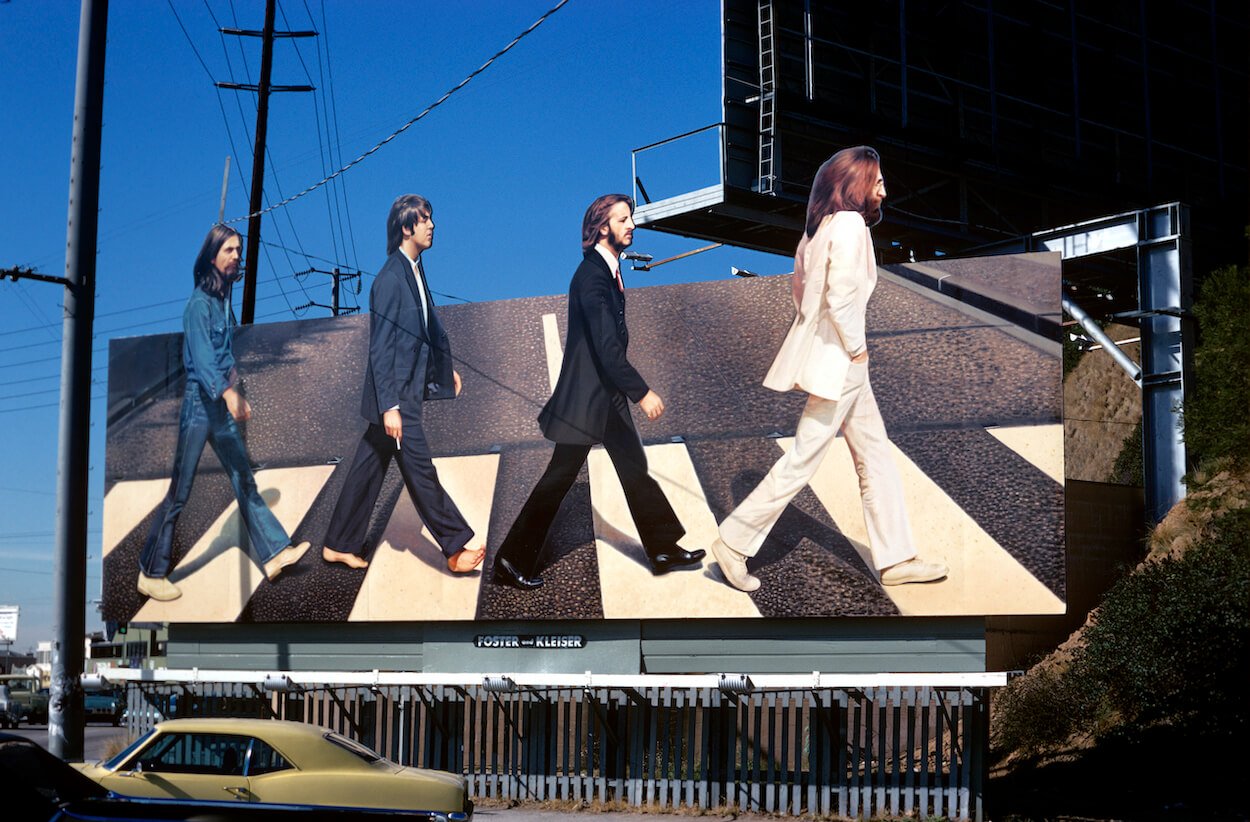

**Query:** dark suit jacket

left=538, top=248, right=649, bottom=445
left=359, top=251, right=455, bottom=423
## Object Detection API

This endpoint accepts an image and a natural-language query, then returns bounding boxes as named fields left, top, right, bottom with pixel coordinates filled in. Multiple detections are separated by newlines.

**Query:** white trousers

left=719, top=362, right=917, bottom=570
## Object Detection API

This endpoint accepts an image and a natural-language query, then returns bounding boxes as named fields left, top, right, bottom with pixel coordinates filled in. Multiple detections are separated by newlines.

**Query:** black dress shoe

left=646, top=546, right=706, bottom=575
left=492, top=556, right=543, bottom=590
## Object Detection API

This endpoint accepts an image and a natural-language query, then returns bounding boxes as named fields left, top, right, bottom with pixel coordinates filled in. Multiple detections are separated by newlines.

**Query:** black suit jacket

left=359, top=251, right=455, bottom=423
left=538, top=248, right=649, bottom=445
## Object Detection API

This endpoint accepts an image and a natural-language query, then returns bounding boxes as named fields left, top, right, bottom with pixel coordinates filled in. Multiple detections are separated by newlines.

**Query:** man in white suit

left=710, top=146, right=948, bottom=592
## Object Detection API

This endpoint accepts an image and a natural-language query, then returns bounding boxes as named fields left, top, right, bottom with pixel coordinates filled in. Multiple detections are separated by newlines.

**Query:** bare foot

left=447, top=547, right=485, bottom=574
left=322, top=547, right=369, bottom=569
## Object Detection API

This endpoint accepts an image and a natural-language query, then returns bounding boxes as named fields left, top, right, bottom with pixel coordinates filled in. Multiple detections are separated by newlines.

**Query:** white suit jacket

left=762, top=210, right=876, bottom=401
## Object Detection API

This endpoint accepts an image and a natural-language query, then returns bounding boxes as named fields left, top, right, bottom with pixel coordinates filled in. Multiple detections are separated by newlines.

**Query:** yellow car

left=74, top=718, right=471, bottom=819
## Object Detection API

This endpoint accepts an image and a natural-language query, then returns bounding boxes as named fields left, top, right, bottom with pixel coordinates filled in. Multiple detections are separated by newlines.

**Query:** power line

left=0, top=393, right=107, bottom=414
left=165, top=0, right=216, bottom=78
left=223, top=0, right=571, bottom=225
left=0, top=485, right=55, bottom=496
left=0, top=291, right=289, bottom=358
left=276, top=0, right=347, bottom=277
left=315, top=0, right=360, bottom=275
left=0, top=366, right=107, bottom=390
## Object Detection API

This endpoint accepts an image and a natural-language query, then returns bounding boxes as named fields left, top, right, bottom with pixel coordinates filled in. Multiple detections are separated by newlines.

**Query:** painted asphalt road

left=101, top=259, right=1063, bottom=623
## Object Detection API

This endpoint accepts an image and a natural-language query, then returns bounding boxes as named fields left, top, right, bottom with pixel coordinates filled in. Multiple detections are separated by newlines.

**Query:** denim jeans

left=139, top=384, right=290, bottom=579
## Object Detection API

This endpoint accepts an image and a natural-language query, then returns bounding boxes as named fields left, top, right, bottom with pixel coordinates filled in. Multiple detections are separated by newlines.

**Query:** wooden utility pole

left=240, top=0, right=273, bottom=325
left=216, top=0, right=314, bottom=324
left=51, top=0, right=108, bottom=761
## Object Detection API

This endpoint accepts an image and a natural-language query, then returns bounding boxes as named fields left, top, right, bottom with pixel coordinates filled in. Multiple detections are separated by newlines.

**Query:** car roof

left=150, top=718, right=377, bottom=769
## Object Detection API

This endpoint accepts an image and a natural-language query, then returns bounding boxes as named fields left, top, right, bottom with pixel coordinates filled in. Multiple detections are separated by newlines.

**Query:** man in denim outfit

left=137, top=225, right=309, bottom=602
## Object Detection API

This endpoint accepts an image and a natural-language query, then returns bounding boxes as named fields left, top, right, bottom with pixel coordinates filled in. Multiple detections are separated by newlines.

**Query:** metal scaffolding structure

left=635, top=0, right=1245, bottom=273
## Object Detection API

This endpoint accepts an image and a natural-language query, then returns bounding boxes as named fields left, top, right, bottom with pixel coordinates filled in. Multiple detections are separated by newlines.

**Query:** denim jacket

left=183, top=286, right=237, bottom=399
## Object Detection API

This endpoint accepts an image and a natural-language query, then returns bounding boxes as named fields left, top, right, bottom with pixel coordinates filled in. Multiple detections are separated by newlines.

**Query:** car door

left=236, top=735, right=298, bottom=804
left=101, top=731, right=254, bottom=803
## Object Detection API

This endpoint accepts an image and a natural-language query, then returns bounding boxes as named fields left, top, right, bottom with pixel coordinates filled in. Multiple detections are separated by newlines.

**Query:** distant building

left=1, top=648, right=35, bottom=676
left=89, top=626, right=168, bottom=672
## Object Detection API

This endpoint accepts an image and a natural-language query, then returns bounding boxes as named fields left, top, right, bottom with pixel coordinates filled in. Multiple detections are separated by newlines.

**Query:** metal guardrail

left=110, top=672, right=992, bottom=821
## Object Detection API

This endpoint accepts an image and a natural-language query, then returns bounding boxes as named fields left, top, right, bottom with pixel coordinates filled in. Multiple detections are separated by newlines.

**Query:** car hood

left=71, top=761, right=110, bottom=779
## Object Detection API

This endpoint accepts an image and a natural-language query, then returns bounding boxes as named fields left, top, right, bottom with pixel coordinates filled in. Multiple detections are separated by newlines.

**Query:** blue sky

left=0, top=1, right=790, bottom=647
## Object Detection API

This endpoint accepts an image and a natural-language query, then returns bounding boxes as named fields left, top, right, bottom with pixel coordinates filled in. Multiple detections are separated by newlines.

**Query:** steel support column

left=1031, top=203, right=1193, bottom=521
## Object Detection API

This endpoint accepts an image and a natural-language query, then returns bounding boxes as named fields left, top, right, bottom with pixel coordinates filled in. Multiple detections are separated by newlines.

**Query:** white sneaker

left=710, top=538, right=761, bottom=592
left=880, top=558, right=949, bottom=586
left=263, top=541, right=311, bottom=581
left=137, top=572, right=182, bottom=601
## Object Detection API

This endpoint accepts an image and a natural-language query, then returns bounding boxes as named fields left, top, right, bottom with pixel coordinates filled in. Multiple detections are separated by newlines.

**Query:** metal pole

left=1061, top=295, right=1142, bottom=385
left=218, top=156, right=232, bottom=224
left=241, top=0, right=276, bottom=325
left=51, top=0, right=108, bottom=760
left=331, top=268, right=340, bottom=316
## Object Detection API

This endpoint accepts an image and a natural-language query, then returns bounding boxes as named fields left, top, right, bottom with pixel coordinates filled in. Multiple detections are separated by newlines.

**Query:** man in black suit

left=320, top=194, right=484, bottom=574
left=492, top=193, right=705, bottom=589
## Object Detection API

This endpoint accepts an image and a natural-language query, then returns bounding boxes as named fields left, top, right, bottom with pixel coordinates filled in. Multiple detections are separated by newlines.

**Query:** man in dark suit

left=492, top=193, right=705, bottom=589
left=320, top=194, right=484, bottom=574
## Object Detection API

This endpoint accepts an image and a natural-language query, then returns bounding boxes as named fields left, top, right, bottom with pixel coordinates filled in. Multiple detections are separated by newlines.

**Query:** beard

left=606, top=229, right=632, bottom=253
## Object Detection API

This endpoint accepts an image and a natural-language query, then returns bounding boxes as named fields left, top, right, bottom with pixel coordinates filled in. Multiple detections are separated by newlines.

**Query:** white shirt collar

left=594, top=243, right=620, bottom=277
left=399, top=248, right=421, bottom=271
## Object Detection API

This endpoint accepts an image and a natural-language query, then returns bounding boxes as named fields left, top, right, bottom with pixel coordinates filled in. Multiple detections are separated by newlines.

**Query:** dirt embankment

left=1063, top=323, right=1141, bottom=483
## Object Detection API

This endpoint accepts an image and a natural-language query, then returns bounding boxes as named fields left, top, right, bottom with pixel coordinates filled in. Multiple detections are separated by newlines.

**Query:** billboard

left=101, top=251, right=1063, bottom=623
left=0, top=605, right=17, bottom=643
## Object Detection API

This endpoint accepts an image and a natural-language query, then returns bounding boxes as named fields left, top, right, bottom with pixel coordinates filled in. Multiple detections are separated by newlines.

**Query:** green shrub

left=1182, top=265, right=1250, bottom=472
left=1075, top=507, right=1250, bottom=739
left=991, top=665, right=1089, bottom=756
left=1106, top=419, right=1143, bottom=485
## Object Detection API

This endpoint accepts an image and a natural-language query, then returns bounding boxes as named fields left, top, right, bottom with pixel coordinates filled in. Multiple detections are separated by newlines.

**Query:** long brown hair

left=581, top=193, right=633, bottom=251
left=804, top=146, right=882, bottom=237
left=192, top=224, right=242, bottom=297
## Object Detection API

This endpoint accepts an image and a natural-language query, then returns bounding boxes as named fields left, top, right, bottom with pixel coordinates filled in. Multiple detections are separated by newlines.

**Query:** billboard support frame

left=1018, top=202, right=1192, bottom=523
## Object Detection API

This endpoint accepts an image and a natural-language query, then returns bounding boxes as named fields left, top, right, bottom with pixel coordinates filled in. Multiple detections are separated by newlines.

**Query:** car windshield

left=323, top=731, right=385, bottom=763
left=102, top=728, right=155, bottom=770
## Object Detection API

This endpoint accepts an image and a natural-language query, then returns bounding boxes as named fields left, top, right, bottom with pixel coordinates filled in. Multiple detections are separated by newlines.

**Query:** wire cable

left=313, top=0, right=361, bottom=275
left=223, top=0, right=571, bottom=225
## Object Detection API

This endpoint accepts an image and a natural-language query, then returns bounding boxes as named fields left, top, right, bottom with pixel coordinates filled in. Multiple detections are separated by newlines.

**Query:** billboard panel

left=102, top=252, right=1063, bottom=623
left=0, top=605, right=17, bottom=643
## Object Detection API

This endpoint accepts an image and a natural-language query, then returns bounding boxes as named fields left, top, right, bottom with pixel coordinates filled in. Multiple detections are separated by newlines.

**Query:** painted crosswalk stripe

left=542, top=313, right=563, bottom=392
left=101, top=479, right=174, bottom=560
left=349, top=453, right=500, bottom=621
left=985, top=424, right=1064, bottom=484
left=132, top=464, right=336, bottom=623
left=590, top=442, right=761, bottom=619
left=786, top=436, right=1064, bottom=616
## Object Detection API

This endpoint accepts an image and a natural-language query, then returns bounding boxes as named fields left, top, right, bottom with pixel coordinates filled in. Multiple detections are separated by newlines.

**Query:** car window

left=103, top=729, right=155, bottom=770
left=134, top=732, right=252, bottom=776
left=244, top=737, right=292, bottom=776
left=323, top=731, right=384, bottom=763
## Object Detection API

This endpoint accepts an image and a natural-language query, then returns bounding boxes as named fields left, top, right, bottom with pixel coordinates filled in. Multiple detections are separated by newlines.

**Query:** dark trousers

left=497, top=409, right=685, bottom=575
left=324, top=409, right=473, bottom=559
